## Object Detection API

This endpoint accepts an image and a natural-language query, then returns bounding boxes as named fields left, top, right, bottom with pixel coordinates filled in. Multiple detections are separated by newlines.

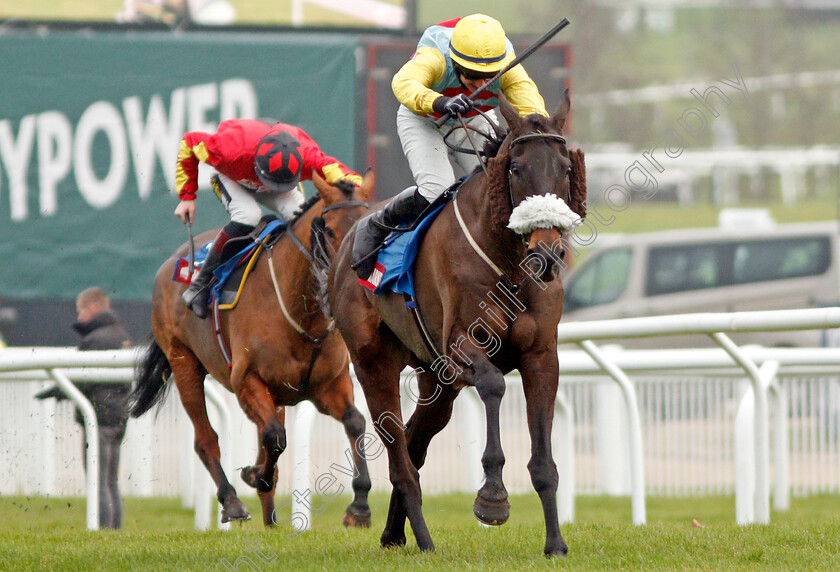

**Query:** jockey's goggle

left=454, top=63, right=496, bottom=82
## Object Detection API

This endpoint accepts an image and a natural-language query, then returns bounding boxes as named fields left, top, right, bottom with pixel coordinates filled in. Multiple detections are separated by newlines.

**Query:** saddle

left=173, top=216, right=287, bottom=310
left=359, top=183, right=458, bottom=296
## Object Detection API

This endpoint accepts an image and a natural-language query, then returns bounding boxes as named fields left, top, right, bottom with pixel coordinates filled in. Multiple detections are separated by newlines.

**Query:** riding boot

left=352, top=187, right=430, bottom=280
left=182, top=221, right=253, bottom=319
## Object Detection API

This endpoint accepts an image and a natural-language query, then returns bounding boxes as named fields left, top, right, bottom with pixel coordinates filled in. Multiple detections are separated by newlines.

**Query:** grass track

left=1, top=493, right=839, bottom=570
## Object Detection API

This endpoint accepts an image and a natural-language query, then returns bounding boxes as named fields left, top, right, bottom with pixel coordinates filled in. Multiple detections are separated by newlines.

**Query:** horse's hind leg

left=355, top=359, right=434, bottom=551
left=169, top=340, right=250, bottom=522
left=234, top=369, right=286, bottom=527
left=383, top=369, right=459, bottom=543
left=312, top=370, right=372, bottom=528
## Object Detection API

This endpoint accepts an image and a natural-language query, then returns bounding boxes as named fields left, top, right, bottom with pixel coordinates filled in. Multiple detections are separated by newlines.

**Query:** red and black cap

left=254, top=131, right=303, bottom=192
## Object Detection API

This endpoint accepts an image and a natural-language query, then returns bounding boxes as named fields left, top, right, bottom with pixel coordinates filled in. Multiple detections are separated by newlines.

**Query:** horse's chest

left=508, top=312, right=539, bottom=351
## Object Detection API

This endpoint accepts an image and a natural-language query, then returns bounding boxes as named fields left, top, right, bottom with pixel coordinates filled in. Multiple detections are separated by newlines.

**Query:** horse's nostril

left=559, top=249, right=566, bottom=261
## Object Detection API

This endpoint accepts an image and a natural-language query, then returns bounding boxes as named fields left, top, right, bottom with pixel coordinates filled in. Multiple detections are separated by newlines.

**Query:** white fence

left=1, top=308, right=839, bottom=530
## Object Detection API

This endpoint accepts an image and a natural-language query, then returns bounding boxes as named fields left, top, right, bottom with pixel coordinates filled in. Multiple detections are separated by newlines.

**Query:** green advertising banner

left=0, top=31, right=358, bottom=301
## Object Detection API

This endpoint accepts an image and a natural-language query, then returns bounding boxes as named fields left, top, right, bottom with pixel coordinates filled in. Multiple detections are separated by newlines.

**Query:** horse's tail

left=129, top=335, right=173, bottom=418
left=310, top=216, right=334, bottom=318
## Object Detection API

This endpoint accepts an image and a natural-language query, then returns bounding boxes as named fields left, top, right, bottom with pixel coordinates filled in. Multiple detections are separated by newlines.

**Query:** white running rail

left=1, top=307, right=839, bottom=530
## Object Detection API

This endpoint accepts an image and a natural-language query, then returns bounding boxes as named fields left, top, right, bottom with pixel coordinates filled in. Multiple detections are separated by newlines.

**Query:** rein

left=264, top=199, right=367, bottom=346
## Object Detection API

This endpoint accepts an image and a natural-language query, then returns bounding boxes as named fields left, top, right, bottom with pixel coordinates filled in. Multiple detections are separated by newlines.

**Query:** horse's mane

left=476, top=130, right=513, bottom=232
left=288, top=179, right=355, bottom=226
left=289, top=194, right=322, bottom=225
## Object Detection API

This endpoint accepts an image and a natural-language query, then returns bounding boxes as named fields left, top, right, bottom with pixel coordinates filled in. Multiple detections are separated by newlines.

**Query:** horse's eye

left=566, top=167, right=572, bottom=176
left=510, top=164, right=520, bottom=177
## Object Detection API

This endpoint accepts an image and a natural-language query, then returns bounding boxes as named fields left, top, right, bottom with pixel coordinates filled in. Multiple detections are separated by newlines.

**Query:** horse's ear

left=358, top=169, right=375, bottom=202
left=311, top=172, right=342, bottom=205
left=498, top=95, right=522, bottom=132
left=552, top=88, right=571, bottom=133
left=568, top=148, right=587, bottom=219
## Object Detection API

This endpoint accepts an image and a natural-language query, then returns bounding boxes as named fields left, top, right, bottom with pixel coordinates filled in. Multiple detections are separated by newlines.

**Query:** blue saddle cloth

left=173, top=220, right=287, bottom=298
left=209, top=219, right=286, bottom=300
left=362, top=203, right=446, bottom=297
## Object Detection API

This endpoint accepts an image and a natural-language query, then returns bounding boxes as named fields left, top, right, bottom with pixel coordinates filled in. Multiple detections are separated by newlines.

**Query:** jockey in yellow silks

left=353, top=14, right=547, bottom=280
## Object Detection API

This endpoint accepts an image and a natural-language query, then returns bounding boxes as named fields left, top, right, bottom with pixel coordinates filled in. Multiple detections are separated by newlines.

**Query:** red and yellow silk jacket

left=176, top=119, right=361, bottom=200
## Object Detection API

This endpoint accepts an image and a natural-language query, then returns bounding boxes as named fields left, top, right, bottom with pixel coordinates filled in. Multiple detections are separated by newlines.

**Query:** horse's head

left=311, top=170, right=373, bottom=249
left=496, top=89, right=587, bottom=284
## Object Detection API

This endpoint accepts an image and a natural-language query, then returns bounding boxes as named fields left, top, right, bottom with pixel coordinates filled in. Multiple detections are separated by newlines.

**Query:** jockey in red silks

left=174, top=118, right=362, bottom=318
left=352, top=14, right=548, bottom=280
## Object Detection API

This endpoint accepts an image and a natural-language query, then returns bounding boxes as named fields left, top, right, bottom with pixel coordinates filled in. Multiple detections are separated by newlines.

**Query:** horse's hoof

left=342, top=505, right=371, bottom=528
left=221, top=498, right=251, bottom=523
left=545, top=543, right=569, bottom=558
left=380, top=531, right=407, bottom=548
left=472, top=495, right=510, bottom=526
left=240, top=466, right=259, bottom=489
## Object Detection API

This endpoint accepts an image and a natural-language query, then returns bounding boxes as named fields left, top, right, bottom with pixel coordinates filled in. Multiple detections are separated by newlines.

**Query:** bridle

left=285, top=200, right=369, bottom=263
left=453, top=129, right=569, bottom=289
left=506, top=132, right=568, bottom=209
left=443, top=113, right=568, bottom=209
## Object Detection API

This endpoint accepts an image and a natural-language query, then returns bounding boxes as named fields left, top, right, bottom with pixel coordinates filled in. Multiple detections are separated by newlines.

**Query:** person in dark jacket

left=35, top=287, right=132, bottom=529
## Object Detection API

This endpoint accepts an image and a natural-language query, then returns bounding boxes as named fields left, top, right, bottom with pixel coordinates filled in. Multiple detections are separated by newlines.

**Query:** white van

left=561, top=221, right=840, bottom=348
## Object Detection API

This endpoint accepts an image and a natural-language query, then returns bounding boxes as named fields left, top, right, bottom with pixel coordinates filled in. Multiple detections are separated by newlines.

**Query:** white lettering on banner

left=0, top=78, right=259, bottom=222
left=123, top=90, right=186, bottom=200
left=74, top=101, right=129, bottom=210
left=37, top=111, right=73, bottom=218
left=220, top=79, right=257, bottom=121
left=0, top=115, right=35, bottom=221
left=188, top=83, right=219, bottom=135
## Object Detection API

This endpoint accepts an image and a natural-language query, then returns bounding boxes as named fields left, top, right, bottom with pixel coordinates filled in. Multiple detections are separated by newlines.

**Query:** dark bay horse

left=328, top=92, right=586, bottom=556
left=130, top=173, right=373, bottom=528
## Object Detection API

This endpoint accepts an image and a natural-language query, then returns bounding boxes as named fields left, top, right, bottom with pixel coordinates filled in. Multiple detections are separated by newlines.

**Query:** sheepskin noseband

left=507, top=194, right=581, bottom=235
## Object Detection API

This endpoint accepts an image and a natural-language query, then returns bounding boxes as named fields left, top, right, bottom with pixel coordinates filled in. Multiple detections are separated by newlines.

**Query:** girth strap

left=404, top=294, right=444, bottom=362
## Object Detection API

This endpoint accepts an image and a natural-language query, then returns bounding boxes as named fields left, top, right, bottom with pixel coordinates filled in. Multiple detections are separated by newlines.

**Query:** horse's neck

left=460, top=172, right=526, bottom=278
left=269, top=207, right=325, bottom=320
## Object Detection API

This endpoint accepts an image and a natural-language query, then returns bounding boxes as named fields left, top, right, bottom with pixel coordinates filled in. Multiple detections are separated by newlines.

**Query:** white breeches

left=396, top=104, right=498, bottom=202
left=216, top=174, right=305, bottom=226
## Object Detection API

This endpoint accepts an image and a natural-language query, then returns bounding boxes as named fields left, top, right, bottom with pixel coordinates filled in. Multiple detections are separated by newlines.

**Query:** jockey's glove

left=433, top=94, right=473, bottom=119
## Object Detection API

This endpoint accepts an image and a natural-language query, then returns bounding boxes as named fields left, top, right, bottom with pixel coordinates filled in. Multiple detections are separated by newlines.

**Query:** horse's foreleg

left=170, top=346, right=250, bottom=522
left=470, top=357, right=510, bottom=526
left=356, top=369, right=434, bottom=552
left=241, top=408, right=285, bottom=526
left=313, top=374, right=372, bottom=528
left=521, top=349, right=568, bottom=557
left=235, top=370, right=286, bottom=527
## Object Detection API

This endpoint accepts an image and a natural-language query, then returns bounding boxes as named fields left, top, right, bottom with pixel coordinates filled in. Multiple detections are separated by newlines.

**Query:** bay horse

left=130, top=172, right=373, bottom=528
left=328, top=92, right=586, bottom=556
